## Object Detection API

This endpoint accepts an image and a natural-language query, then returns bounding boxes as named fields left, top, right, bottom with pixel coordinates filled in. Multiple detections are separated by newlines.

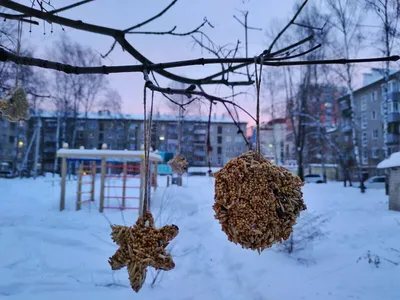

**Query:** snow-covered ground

left=1, top=175, right=400, bottom=300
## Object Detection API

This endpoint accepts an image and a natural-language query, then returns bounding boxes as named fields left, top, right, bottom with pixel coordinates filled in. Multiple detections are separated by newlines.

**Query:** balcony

left=388, top=92, right=400, bottom=102
left=43, top=147, right=57, bottom=153
left=387, top=133, right=399, bottom=145
left=44, top=136, right=57, bottom=142
left=167, top=129, right=178, bottom=135
left=339, top=100, right=350, bottom=111
left=194, top=135, right=206, bottom=142
left=194, top=150, right=206, bottom=156
left=194, top=129, right=207, bottom=135
left=388, top=112, right=400, bottom=123
left=341, top=125, right=352, bottom=133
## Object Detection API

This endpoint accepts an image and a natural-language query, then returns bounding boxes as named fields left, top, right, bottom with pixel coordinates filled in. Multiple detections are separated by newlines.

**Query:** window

left=217, top=126, right=222, bottom=134
left=217, top=156, right=222, bottom=165
left=217, top=136, right=222, bottom=144
left=372, top=129, right=379, bottom=139
left=361, top=98, right=367, bottom=110
left=389, top=102, right=399, bottom=113
left=371, top=148, right=379, bottom=159
left=9, top=136, right=15, bottom=143
left=88, top=122, right=97, bottom=129
left=89, top=133, right=95, bottom=139
left=390, top=80, right=399, bottom=92
left=225, top=136, right=232, bottom=142
left=361, top=96, right=367, bottom=111
left=362, top=150, right=368, bottom=165
left=226, top=126, right=230, bottom=133
left=361, top=113, right=367, bottom=129
left=217, top=147, right=222, bottom=154
left=371, top=91, right=376, bottom=101
left=381, top=84, right=387, bottom=96
left=235, top=136, right=242, bottom=142
left=78, top=131, right=84, bottom=139
left=371, top=111, right=376, bottom=120
left=362, top=131, right=368, bottom=147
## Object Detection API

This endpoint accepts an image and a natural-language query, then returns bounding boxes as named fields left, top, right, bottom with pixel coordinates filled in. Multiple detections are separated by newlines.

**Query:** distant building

left=258, top=118, right=287, bottom=165
left=338, top=69, right=400, bottom=176
left=0, top=110, right=247, bottom=173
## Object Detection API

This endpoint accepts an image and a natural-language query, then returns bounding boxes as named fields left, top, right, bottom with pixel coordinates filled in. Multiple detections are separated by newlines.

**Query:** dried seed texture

left=0, top=87, right=30, bottom=122
left=168, top=155, right=187, bottom=176
left=108, top=211, right=179, bottom=292
left=213, top=150, right=306, bottom=253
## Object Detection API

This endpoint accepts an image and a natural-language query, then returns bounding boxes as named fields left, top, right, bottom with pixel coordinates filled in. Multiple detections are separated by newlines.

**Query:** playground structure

left=57, top=144, right=162, bottom=215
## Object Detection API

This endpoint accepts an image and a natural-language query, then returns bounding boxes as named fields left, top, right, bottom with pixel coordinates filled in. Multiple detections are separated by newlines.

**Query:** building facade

left=338, top=68, right=400, bottom=179
left=0, top=110, right=247, bottom=173
left=258, top=118, right=287, bottom=165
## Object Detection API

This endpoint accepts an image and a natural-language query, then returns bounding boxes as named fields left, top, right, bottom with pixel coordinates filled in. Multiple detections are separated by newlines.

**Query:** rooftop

left=338, top=68, right=400, bottom=101
left=30, top=110, right=247, bottom=124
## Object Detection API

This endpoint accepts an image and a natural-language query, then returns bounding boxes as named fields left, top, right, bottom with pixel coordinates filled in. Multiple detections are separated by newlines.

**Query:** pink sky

left=19, top=0, right=394, bottom=127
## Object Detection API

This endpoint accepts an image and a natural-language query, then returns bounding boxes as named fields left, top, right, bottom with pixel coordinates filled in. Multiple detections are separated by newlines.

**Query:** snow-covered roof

left=339, top=68, right=400, bottom=101
left=31, top=110, right=247, bottom=124
left=56, top=149, right=162, bottom=162
left=377, top=152, right=400, bottom=169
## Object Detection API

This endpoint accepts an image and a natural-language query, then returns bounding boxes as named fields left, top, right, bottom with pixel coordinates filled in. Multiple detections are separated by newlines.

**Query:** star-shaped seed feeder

left=108, top=211, right=179, bottom=292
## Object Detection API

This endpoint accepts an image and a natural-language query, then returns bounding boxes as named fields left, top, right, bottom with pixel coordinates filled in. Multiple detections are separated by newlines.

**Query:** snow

left=1, top=176, right=400, bottom=300
left=56, top=149, right=162, bottom=162
left=187, top=166, right=221, bottom=173
left=377, top=151, right=400, bottom=169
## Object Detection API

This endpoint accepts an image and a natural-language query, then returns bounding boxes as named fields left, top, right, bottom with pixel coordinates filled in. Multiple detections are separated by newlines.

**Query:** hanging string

left=254, top=56, right=264, bottom=154
left=206, top=101, right=212, bottom=174
left=15, top=20, right=23, bottom=87
left=142, top=84, right=154, bottom=215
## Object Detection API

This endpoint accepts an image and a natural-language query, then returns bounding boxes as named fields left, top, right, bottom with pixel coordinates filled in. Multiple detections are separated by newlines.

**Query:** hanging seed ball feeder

left=0, top=87, right=30, bottom=122
left=168, top=154, right=187, bottom=176
left=213, top=150, right=306, bottom=253
left=109, top=211, right=179, bottom=292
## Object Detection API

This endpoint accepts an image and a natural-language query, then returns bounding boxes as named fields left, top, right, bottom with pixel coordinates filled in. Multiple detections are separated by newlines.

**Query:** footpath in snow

left=0, top=175, right=399, bottom=300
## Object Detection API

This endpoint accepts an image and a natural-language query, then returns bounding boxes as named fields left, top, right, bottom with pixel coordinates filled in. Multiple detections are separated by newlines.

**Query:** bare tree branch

left=0, top=11, right=38, bottom=24
left=0, top=46, right=397, bottom=77
left=123, top=0, right=178, bottom=32
left=49, top=0, right=94, bottom=15
left=127, top=18, right=211, bottom=36
left=265, top=0, right=309, bottom=55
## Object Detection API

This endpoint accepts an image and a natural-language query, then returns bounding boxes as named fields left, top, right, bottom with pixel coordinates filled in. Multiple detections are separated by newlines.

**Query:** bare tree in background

left=325, top=0, right=367, bottom=192
left=0, top=0, right=397, bottom=187
left=99, top=88, right=123, bottom=114
left=363, top=0, right=400, bottom=159
left=49, top=34, right=108, bottom=149
left=262, top=68, right=285, bottom=163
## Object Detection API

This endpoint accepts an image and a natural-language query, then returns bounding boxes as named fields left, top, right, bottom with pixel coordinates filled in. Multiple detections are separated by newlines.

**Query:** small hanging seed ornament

left=213, top=150, right=306, bottom=253
left=168, top=154, right=187, bottom=175
left=0, top=86, right=30, bottom=122
left=109, top=211, right=179, bottom=292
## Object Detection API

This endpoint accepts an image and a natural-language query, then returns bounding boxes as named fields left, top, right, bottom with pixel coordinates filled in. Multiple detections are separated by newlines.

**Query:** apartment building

left=257, top=118, right=287, bottom=165
left=284, top=84, right=343, bottom=165
left=338, top=68, right=400, bottom=172
left=0, top=110, right=247, bottom=173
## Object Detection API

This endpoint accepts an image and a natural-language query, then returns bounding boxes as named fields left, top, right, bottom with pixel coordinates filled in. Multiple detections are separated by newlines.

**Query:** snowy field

left=1, top=175, right=400, bottom=300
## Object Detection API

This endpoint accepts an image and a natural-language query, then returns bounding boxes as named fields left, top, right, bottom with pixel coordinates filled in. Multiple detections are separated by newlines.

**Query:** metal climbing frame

left=102, top=162, right=141, bottom=211
left=76, top=161, right=97, bottom=211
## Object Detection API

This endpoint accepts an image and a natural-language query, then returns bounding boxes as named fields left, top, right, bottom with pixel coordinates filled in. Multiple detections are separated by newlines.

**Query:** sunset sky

left=18, top=0, right=389, bottom=127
